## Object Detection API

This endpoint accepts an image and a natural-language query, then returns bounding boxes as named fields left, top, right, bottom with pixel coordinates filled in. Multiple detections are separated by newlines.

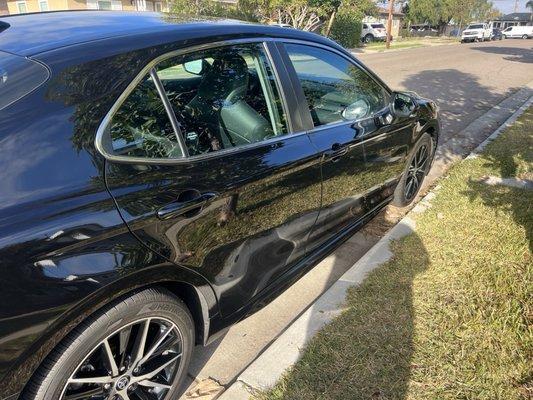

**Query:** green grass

left=257, top=108, right=533, bottom=400
left=365, top=37, right=459, bottom=52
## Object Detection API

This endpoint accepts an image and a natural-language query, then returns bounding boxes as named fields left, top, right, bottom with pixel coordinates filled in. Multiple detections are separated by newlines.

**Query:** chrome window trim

left=94, top=36, right=391, bottom=165
left=95, top=37, right=300, bottom=165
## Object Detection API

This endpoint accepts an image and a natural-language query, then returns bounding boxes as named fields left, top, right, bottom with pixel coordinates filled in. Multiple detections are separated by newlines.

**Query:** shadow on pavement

left=471, top=45, right=533, bottom=64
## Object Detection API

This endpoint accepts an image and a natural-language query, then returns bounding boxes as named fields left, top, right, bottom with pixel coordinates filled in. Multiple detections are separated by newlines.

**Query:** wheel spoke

left=138, top=323, right=176, bottom=366
left=68, top=376, right=113, bottom=384
left=103, top=339, right=119, bottom=376
left=134, top=353, right=181, bottom=382
left=119, top=324, right=133, bottom=369
left=405, top=176, right=414, bottom=197
left=138, top=379, right=172, bottom=390
left=132, top=319, right=151, bottom=365
left=63, top=386, right=105, bottom=400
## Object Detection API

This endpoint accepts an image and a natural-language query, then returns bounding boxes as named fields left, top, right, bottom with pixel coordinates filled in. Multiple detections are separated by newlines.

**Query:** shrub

left=327, top=11, right=363, bottom=48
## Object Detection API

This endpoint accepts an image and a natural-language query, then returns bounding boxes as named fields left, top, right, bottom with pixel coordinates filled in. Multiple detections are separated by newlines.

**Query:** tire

left=392, top=133, right=433, bottom=207
left=503, top=34, right=507, bottom=39
left=522, top=34, right=528, bottom=40
left=23, top=288, right=195, bottom=400
left=364, top=34, right=374, bottom=43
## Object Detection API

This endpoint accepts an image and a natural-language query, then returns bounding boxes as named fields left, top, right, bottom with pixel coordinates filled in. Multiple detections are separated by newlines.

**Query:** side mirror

left=183, top=59, right=206, bottom=75
left=391, top=91, right=418, bottom=118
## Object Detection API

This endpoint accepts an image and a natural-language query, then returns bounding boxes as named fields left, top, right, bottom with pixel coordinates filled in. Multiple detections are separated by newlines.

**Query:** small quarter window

left=105, top=73, right=184, bottom=159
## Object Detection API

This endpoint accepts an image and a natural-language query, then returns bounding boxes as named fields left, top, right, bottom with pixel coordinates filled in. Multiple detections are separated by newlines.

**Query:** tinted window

left=106, top=73, right=183, bottom=159
left=371, top=24, right=385, bottom=29
left=467, top=24, right=484, bottom=29
left=285, top=44, right=388, bottom=126
left=155, top=43, right=287, bottom=157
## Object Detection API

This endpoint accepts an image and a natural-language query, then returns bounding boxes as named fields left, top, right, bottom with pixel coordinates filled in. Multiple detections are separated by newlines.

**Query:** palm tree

left=527, top=0, right=533, bottom=22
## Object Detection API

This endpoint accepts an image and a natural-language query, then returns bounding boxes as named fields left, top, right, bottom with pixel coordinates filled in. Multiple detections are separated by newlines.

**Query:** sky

left=490, top=0, right=529, bottom=14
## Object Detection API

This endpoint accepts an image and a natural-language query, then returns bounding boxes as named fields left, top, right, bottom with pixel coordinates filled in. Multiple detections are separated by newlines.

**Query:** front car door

left=279, top=41, right=412, bottom=251
left=100, top=41, right=322, bottom=317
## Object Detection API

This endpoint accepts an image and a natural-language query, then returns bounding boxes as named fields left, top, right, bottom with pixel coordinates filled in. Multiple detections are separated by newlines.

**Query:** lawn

left=258, top=107, right=533, bottom=400
left=364, top=37, right=459, bottom=52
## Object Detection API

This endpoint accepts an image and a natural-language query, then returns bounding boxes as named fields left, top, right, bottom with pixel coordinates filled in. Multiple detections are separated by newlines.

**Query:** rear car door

left=279, top=42, right=411, bottom=251
left=101, top=41, right=322, bottom=317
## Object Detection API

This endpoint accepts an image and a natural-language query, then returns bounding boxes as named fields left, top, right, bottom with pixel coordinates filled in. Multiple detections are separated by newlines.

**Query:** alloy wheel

left=404, top=143, right=429, bottom=202
left=60, top=318, right=183, bottom=400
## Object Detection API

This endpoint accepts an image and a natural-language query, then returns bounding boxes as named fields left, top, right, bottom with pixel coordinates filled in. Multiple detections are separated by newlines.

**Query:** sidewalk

left=221, top=98, right=533, bottom=399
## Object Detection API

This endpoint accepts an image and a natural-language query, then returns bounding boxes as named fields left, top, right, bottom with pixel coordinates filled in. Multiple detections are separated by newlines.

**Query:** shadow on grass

left=463, top=130, right=533, bottom=252
left=265, top=232, right=429, bottom=400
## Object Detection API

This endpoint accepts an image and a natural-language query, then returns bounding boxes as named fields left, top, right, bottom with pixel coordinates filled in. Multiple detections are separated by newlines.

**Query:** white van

left=502, top=26, right=533, bottom=39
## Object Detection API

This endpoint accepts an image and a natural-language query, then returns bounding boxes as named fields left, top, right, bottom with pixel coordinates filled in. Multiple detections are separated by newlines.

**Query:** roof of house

left=494, top=12, right=532, bottom=21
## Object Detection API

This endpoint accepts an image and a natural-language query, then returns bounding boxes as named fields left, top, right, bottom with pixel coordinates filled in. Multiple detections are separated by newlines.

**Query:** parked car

left=361, top=22, right=389, bottom=43
left=461, top=23, right=492, bottom=42
left=408, top=24, right=438, bottom=37
left=0, top=11, right=439, bottom=400
left=502, top=25, right=533, bottom=39
left=490, top=28, right=503, bottom=40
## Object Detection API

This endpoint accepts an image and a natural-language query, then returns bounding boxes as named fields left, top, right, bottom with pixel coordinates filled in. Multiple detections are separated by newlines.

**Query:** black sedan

left=0, top=11, right=439, bottom=400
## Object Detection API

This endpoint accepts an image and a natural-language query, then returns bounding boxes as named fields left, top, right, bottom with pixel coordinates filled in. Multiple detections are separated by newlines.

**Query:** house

left=3, top=0, right=168, bottom=15
left=0, top=0, right=9, bottom=14
left=490, top=12, right=532, bottom=29
left=363, top=7, right=404, bottom=37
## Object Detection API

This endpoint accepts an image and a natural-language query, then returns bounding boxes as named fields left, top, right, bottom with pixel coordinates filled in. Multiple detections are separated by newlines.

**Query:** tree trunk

left=324, top=9, right=337, bottom=37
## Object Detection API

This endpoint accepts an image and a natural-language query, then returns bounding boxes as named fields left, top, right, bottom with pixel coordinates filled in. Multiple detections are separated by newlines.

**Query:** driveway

left=182, top=39, right=533, bottom=398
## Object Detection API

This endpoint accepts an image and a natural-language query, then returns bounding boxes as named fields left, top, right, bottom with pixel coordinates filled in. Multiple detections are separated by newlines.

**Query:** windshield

left=371, top=24, right=385, bottom=29
left=467, top=24, right=484, bottom=29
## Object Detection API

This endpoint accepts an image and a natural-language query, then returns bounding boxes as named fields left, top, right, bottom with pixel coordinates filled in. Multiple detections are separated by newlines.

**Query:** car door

left=101, top=41, right=322, bottom=316
left=279, top=42, right=411, bottom=251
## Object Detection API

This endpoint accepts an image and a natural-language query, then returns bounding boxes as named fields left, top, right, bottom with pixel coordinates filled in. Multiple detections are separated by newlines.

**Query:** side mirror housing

left=391, top=91, right=418, bottom=118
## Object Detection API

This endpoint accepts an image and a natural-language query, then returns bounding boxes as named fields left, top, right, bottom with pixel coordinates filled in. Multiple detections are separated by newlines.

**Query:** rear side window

left=101, top=43, right=287, bottom=160
left=155, top=43, right=287, bottom=157
left=0, top=51, right=49, bottom=111
left=105, top=73, right=184, bottom=159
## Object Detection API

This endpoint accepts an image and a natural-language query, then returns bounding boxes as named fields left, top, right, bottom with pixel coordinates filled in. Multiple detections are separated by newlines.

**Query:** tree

left=408, top=0, right=498, bottom=34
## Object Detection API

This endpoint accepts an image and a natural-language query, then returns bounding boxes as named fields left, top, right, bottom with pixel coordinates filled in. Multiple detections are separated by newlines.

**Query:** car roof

left=0, top=11, right=338, bottom=56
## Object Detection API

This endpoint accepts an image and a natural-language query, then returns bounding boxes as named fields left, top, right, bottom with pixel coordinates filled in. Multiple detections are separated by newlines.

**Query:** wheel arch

left=11, top=265, right=218, bottom=400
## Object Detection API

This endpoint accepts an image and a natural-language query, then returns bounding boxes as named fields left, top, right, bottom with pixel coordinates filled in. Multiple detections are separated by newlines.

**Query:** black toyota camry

left=0, top=11, right=439, bottom=400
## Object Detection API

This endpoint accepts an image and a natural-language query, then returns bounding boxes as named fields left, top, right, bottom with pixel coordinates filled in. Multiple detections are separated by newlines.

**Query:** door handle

left=323, top=143, right=349, bottom=162
left=157, top=192, right=218, bottom=220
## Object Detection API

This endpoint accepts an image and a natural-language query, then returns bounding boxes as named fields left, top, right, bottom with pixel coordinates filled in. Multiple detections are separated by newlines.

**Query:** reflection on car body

left=0, top=11, right=440, bottom=400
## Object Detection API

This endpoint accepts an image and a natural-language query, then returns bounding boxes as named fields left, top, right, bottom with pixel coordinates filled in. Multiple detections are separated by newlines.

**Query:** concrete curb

left=218, top=93, right=533, bottom=400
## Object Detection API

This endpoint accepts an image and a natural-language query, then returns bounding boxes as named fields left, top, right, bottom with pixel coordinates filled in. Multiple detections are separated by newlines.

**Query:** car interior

left=108, top=45, right=286, bottom=159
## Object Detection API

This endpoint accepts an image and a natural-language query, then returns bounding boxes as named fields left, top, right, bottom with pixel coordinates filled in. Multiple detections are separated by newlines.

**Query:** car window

left=155, top=43, right=287, bottom=157
left=105, top=73, right=184, bottom=159
left=467, top=24, right=484, bottom=29
left=371, top=24, right=385, bottom=29
left=284, top=43, right=389, bottom=127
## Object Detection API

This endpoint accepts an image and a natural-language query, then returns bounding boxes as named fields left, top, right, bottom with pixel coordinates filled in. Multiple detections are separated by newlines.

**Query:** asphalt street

left=182, top=39, right=533, bottom=399
left=359, top=39, right=533, bottom=140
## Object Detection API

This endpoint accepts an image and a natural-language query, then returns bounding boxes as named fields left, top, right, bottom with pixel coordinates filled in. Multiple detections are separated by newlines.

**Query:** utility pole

left=386, top=0, right=395, bottom=49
